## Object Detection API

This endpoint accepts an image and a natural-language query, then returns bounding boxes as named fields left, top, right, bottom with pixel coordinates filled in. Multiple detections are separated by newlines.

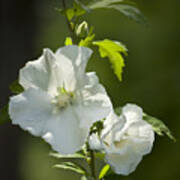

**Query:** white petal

left=75, top=73, right=112, bottom=128
left=19, top=48, right=76, bottom=95
left=105, top=149, right=142, bottom=175
left=54, top=53, right=76, bottom=92
left=43, top=106, right=89, bottom=154
left=101, top=113, right=128, bottom=154
left=9, top=88, right=54, bottom=136
left=20, top=49, right=55, bottom=91
left=122, top=104, right=143, bottom=124
left=56, top=45, right=92, bottom=73
left=102, top=112, right=124, bottom=139
left=56, top=45, right=92, bottom=87
left=127, top=121, right=155, bottom=155
left=85, top=72, right=99, bottom=87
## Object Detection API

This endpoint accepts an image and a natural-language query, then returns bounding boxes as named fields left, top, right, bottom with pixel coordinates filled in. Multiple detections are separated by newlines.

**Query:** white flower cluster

left=9, top=45, right=154, bottom=175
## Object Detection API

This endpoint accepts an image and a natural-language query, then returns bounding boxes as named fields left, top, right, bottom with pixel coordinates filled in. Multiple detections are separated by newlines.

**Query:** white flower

left=90, top=104, right=154, bottom=175
left=9, top=45, right=112, bottom=154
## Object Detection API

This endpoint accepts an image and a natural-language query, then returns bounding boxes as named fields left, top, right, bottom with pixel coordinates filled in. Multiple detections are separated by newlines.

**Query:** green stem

left=90, top=150, right=98, bottom=180
left=62, top=0, right=76, bottom=42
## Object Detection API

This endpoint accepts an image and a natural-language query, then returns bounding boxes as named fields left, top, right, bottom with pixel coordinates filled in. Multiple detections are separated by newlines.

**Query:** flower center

left=54, top=87, right=74, bottom=109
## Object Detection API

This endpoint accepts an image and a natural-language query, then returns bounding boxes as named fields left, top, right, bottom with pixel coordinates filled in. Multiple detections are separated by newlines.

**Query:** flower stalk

left=90, top=150, right=98, bottom=180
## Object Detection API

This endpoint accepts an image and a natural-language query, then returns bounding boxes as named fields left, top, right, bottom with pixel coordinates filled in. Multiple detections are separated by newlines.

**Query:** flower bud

left=75, top=21, right=89, bottom=38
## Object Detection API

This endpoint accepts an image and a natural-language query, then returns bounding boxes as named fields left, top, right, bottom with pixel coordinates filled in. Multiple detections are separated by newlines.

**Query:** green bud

left=75, top=21, right=89, bottom=38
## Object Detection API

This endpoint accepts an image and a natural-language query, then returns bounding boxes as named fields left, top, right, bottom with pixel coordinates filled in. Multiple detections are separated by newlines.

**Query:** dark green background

left=1, top=0, right=180, bottom=179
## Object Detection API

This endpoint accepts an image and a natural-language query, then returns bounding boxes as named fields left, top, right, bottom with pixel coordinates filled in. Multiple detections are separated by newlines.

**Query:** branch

left=62, top=0, right=75, bottom=40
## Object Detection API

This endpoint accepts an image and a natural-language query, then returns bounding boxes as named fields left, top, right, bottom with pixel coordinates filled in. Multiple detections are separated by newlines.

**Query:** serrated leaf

left=54, top=162, right=86, bottom=175
left=0, top=105, right=10, bottom=125
left=99, top=164, right=110, bottom=179
left=93, top=39, right=128, bottom=81
left=65, top=37, right=73, bottom=45
left=50, top=152, right=86, bottom=159
left=88, top=0, right=147, bottom=24
left=143, top=114, right=176, bottom=142
left=10, top=80, right=24, bottom=94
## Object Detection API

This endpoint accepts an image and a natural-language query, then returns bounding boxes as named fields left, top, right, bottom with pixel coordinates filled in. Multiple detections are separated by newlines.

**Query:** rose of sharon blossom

left=9, top=45, right=112, bottom=154
left=89, top=104, right=154, bottom=175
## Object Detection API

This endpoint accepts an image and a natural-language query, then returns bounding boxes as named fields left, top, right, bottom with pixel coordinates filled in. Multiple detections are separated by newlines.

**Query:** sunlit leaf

left=99, top=164, right=110, bottom=179
left=65, top=37, right=73, bottom=45
left=88, top=0, right=147, bottom=24
left=79, top=34, right=95, bottom=47
left=0, top=105, right=10, bottom=125
left=9, top=80, right=24, bottom=94
left=66, top=8, right=75, bottom=21
left=93, top=39, right=128, bottom=81
left=143, top=114, right=176, bottom=142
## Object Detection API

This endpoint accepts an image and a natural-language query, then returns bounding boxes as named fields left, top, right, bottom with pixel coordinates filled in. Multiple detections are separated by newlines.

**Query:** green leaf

left=88, top=0, right=128, bottom=9
left=54, top=162, right=86, bottom=175
left=93, top=39, right=128, bottom=81
left=10, top=80, right=24, bottom=94
left=73, top=0, right=88, bottom=16
left=143, top=114, right=176, bottom=142
left=88, top=0, right=147, bottom=24
left=0, top=105, right=10, bottom=125
left=66, top=8, right=75, bottom=21
left=65, top=37, right=73, bottom=45
left=79, top=34, right=95, bottom=47
left=64, top=0, right=87, bottom=21
left=99, top=164, right=110, bottom=179
left=50, top=152, right=86, bottom=159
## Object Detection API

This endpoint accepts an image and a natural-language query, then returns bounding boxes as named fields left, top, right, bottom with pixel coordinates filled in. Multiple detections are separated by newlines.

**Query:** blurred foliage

left=15, top=0, right=180, bottom=179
